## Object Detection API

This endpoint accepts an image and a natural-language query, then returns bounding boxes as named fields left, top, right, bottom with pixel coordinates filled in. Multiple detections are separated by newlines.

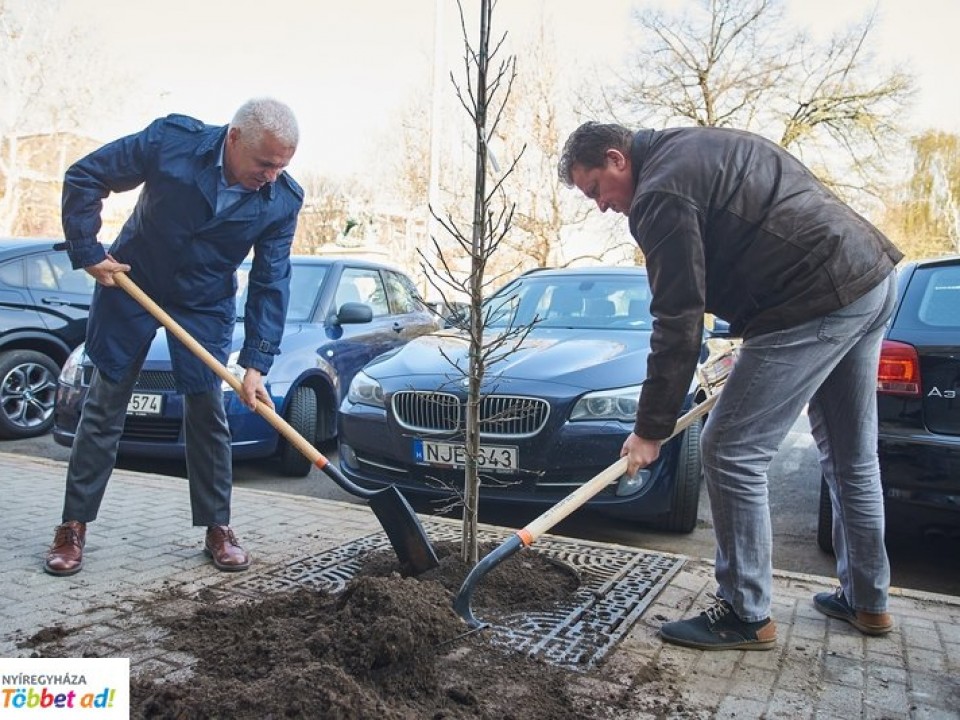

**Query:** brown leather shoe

left=205, top=526, right=250, bottom=572
left=44, top=521, right=86, bottom=576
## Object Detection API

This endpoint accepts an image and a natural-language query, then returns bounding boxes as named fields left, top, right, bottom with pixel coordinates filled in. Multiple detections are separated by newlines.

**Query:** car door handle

left=41, top=296, right=70, bottom=306
left=392, top=322, right=403, bottom=334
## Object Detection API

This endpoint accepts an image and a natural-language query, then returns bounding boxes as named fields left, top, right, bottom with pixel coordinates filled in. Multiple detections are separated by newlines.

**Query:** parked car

left=0, top=237, right=98, bottom=439
left=818, top=256, right=960, bottom=551
left=53, top=256, right=439, bottom=476
left=337, top=266, right=730, bottom=532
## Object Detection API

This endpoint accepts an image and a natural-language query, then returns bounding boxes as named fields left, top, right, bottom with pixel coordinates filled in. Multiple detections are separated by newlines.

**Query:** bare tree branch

left=606, top=0, right=914, bottom=203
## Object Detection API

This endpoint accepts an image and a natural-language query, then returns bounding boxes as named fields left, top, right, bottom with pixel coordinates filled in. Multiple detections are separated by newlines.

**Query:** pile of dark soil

left=23, top=542, right=673, bottom=719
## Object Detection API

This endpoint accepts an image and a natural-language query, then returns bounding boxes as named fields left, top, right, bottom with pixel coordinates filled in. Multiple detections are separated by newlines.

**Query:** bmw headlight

left=570, top=385, right=641, bottom=422
left=59, top=344, right=88, bottom=386
left=347, top=371, right=385, bottom=408
left=220, top=350, right=245, bottom=392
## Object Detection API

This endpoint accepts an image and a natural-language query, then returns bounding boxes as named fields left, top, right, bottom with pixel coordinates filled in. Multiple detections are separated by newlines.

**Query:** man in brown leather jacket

left=559, top=122, right=903, bottom=650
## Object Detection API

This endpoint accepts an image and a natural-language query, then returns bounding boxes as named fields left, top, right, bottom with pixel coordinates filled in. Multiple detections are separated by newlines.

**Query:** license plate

left=414, top=440, right=518, bottom=472
left=126, top=392, right=164, bottom=416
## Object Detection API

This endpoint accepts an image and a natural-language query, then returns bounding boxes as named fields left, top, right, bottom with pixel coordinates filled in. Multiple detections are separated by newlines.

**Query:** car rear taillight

left=877, top=340, right=921, bottom=396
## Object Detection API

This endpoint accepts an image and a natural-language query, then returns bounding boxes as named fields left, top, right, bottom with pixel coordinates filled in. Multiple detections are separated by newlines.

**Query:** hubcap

left=1, top=361, right=57, bottom=430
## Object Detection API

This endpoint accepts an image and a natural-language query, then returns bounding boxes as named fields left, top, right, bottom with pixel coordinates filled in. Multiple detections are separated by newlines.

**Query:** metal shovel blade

left=113, top=271, right=440, bottom=574
left=306, top=455, right=439, bottom=574
left=368, top=484, right=440, bottom=574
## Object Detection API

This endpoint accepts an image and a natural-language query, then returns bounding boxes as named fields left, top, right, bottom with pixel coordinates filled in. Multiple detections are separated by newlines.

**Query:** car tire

left=817, top=475, right=835, bottom=554
left=278, top=385, right=317, bottom=477
left=651, top=418, right=702, bottom=533
left=0, top=349, right=61, bottom=440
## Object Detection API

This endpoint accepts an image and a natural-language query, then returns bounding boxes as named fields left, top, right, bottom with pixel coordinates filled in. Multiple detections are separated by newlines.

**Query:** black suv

left=0, top=238, right=97, bottom=439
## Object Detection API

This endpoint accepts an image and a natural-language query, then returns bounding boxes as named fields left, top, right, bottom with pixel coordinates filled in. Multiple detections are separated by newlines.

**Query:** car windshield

left=485, top=273, right=653, bottom=330
left=235, top=263, right=328, bottom=323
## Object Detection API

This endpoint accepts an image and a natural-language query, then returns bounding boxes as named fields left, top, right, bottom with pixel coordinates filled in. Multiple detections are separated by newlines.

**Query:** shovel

left=113, top=272, right=439, bottom=574
left=453, top=390, right=722, bottom=627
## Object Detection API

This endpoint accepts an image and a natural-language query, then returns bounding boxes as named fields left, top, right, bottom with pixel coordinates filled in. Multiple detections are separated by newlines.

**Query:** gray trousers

left=62, top=357, right=233, bottom=527
left=701, top=274, right=897, bottom=621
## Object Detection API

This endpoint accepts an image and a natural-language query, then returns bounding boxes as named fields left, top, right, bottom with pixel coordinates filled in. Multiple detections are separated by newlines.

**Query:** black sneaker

left=659, top=595, right=777, bottom=651
left=813, top=588, right=893, bottom=635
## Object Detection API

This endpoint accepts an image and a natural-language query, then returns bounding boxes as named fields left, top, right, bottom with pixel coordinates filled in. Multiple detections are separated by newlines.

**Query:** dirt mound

left=23, top=542, right=670, bottom=718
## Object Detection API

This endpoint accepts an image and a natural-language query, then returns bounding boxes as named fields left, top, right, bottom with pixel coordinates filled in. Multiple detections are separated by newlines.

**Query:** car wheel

left=651, top=418, right=702, bottom=533
left=278, top=385, right=317, bottom=477
left=817, top=475, right=835, bottom=554
left=0, top=349, right=61, bottom=439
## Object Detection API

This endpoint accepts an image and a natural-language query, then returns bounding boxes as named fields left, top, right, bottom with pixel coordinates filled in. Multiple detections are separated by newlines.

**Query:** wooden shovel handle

left=113, top=272, right=331, bottom=471
left=519, top=390, right=720, bottom=544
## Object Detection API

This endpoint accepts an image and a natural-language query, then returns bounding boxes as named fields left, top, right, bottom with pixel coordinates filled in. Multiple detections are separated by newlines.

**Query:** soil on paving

left=19, top=541, right=677, bottom=719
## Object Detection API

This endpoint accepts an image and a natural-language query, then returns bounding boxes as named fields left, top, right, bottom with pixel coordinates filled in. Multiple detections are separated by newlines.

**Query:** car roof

left=0, top=237, right=61, bottom=260
left=898, top=255, right=960, bottom=275
left=518, top=265, right=649, bottom=278
left=246, top=254, right=404, bottom=273
left=907, top=255, right=960, bottom=270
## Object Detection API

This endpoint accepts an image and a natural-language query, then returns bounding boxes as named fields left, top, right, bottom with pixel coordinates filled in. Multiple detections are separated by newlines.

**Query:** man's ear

left=605, top=148, right=627, bottom=169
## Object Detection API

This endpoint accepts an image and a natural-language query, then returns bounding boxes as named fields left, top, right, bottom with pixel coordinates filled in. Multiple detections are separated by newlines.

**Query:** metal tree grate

left=216, top=521, right=684, bottom=670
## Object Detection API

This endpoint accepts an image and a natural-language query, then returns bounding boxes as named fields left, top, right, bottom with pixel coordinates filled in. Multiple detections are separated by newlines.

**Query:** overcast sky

left=63, top=0, right=959, bottom=178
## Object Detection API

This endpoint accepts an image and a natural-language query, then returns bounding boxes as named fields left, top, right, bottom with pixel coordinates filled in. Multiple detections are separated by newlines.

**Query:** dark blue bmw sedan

left=338, top=266, right=729, bottom=531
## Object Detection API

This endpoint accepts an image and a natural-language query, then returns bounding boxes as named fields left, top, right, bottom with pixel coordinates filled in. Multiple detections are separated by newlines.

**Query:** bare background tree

left=293, top=173, right=372, bottom=254
left=606, top=0, right=914, bottom=205
left=881, top=131, right=960, bottom=257
left=491, top=21, right=631, bottom=269
left=380, top=12, right=635, bottom=289
left=0, top=0, right=952, bottom=274
left=0, top=0, right=133, bottom=235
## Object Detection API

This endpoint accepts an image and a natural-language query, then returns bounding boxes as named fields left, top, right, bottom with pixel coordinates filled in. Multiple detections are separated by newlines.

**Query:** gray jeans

left=701, top=273, right=897, bottom=621
left=62, top=356, right=233, bottom=527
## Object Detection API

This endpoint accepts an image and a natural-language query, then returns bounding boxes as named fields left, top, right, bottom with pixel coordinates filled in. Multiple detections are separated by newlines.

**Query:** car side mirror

left=334, top=302, right=373, bottom=325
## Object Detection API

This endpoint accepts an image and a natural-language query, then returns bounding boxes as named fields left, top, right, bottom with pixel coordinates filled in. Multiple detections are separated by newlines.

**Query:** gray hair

left=230, top=97, right=299, bottom=148
left=558, top=122, right=634, bottom=187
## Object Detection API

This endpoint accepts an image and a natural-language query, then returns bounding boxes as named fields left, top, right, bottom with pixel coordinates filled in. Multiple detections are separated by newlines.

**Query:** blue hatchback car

left=337, top=266, right=730, bottom=532
left=53, top=256, right=438, bottom=476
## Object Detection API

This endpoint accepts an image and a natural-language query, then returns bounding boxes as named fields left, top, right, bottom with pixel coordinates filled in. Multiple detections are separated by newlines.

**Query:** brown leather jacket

left=627, top=127, right=902, bottom=439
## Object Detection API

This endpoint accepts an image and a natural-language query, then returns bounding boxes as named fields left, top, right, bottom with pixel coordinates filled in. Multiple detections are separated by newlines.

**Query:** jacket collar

left=196, top=125, right=227, bottom=157
left=630, top=129, right=655, bottom=187
left=196, top=127, right=225, bottom=212
left=196, top=126, right=277, bottom=210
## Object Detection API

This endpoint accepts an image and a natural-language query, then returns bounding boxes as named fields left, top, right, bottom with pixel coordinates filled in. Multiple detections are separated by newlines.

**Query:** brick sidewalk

left=1, top=451, right=957, bottom=718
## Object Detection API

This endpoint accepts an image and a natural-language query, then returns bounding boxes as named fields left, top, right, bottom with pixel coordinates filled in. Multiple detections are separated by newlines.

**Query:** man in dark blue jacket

left=45, top=97, right=303, bottom=576
left=559, top=122, right=901, bottom=650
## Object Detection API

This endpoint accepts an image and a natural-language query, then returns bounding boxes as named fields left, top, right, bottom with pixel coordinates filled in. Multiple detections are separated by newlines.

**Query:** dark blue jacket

left=59, top=114, right=303, bottom=392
